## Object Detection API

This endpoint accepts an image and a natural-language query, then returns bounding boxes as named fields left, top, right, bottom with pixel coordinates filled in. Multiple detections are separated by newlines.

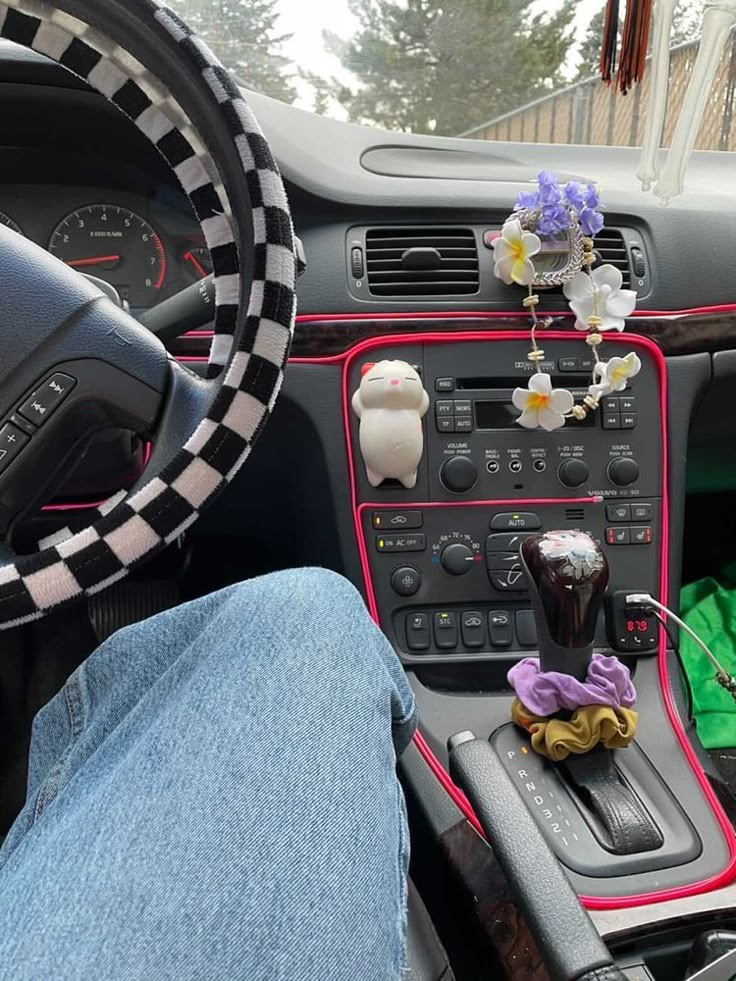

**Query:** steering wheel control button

left=461, top=611, right=485, bottom=648
left=490, top=512, right=542, bottom=531
left=19, top=374, right=76, bottom=428
left=372, top=510, right=422, bottom=530
left=606, top=527, right=631, bottom=545
left=375, top=533, right=425, bottom=553
left=406, top=612, right=430, bottom=651
left=558, top=458, right=589, bottom=488
left=606, top=503, right=632, bottom=522
left=608, top=457, right=640, bottom=487
left=391, top=566, right=422, bottom=597
left=515, top=610, right=539, bottom=648
left=0, top=423, right=30, bottom=475
left=488, top=611, right=513, bottom=648
left=440, top=456, right=478, bottom=494
left=433, top=611, right=458, bottom=649
left=440, top=542, right=475, bottom=576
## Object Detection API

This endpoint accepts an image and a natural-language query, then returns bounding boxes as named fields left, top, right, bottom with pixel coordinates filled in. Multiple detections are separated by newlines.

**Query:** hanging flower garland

left=491, top=172, right=640, bottom=431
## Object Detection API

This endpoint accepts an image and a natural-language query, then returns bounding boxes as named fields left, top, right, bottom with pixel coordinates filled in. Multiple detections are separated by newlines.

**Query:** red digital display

left=627, top=619, right=650, bottom=634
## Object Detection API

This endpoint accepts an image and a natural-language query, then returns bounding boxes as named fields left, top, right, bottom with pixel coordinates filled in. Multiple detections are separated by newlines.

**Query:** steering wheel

left=0, top=0, right=296, bottom=629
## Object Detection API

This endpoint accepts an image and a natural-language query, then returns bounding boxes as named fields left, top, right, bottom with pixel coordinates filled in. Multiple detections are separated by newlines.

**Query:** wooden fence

left=461, top=36, right=736, bottom=150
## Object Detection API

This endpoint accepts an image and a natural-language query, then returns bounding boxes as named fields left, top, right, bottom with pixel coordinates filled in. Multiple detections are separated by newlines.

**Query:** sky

left=273, top=0, right=609, bottom=112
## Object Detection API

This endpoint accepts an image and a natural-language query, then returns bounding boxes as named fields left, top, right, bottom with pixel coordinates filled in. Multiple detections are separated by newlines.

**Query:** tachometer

left=0, top=212, right=23, bottom=235
left=48, top=205, right=166, bottom=308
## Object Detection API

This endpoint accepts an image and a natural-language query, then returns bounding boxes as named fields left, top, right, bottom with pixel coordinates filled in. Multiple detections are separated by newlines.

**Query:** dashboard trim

left=337, top=324, right=736, bottom=910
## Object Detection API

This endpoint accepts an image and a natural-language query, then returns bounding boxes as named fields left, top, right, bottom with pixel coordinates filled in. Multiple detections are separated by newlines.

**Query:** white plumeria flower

left=512, top=373, right=574, bottom=431
left=589, top=353, right=642, bottom=399
left=563, top=264, right=637, bottom=331
left=492, top=218, right=541, bottom=286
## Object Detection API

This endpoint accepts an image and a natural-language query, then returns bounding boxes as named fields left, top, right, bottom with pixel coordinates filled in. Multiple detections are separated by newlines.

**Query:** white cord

left=625, top=592, right=735, bottom=684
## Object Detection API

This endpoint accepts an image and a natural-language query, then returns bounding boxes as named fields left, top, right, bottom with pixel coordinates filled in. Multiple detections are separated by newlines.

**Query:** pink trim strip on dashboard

left=332, top=324, right=736, bottom=911
left=181, top=302, right=736, bottom=340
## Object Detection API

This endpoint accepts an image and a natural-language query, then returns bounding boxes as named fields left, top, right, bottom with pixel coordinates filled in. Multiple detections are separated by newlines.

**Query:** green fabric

left=681, top=562, right=736, bottom=749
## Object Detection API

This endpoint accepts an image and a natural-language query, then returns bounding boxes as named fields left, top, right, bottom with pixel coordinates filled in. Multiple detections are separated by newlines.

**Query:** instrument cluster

left=0, top=186, right=210, bottom=313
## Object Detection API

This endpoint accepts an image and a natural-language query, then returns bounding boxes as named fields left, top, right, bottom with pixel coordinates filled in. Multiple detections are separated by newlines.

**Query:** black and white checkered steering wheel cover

left=0, top=0, right=296, bottom=628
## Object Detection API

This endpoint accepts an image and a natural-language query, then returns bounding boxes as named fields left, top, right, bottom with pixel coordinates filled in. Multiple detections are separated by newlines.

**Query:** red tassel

left=617, top=0, right=654, bottom=94
left=600, top=0, right=620, bottom=85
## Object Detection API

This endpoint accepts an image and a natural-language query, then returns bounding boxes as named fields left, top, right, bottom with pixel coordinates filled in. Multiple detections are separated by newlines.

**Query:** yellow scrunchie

left=511, top=698, right=638, bottom=761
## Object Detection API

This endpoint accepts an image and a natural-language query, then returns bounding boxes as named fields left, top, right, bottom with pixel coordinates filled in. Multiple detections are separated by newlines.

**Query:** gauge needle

left=66, top=255, right=121, bottom=269
left=183, top=250, right=208, bottom=278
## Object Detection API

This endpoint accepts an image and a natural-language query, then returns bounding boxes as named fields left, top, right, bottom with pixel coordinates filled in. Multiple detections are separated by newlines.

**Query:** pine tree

left=169, top=0, right=296, bottom=103
left=576, top=5, right=608, bottom=81
left=322, top=0, right=576, bottom=136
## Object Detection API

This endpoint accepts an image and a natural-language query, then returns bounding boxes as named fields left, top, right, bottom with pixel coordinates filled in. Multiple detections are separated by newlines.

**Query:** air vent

left=594, top=229, right=631, bottom=289
left=365, top=227, right=480, bottom=297
left=565, top=508, right=586, bottom=522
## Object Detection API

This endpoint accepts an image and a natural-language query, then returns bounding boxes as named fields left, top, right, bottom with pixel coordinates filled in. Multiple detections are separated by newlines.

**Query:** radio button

left=453, top=400, right=472, bottom=415
left=602, top=396, right=620, bottom=413
left=558, top=458, right=589, bottom=488
left=486, top=460, right=500, bottom=474
left=621, top=412, right=637, bottom=429
left=533, top=459, right=547, bottom=473
left=440, top=456, right=478, bottom=493
left=608, top=457, right=640, bottom=487
left=435, top=400, right=454, bottom=416
left=435, top=377, right=454, bottom=392
left=559, top=357, right=578, bottom=372
left=490, top=512, right=542, bottom=531
left=603, top=412, right=621, bottom=429
left=454, top=417, right=473, bottom=433
left=436, top=417, right=454, bottom=433
left=509, top=459, right=523, bottom=474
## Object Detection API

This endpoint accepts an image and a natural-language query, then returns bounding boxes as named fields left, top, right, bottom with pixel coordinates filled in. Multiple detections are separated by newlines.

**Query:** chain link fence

left=461, top=36, right=736, bottom=151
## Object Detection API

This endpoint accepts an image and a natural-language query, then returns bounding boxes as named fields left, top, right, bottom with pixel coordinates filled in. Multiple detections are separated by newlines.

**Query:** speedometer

left=48, top=205, right=167, bottom=308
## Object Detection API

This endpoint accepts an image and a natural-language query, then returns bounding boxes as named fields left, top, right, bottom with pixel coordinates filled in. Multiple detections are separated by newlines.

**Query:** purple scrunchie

left=507, top=653, right=636, bottom=716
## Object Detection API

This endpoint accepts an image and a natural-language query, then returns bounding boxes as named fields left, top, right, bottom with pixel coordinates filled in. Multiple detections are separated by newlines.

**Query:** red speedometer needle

left=183, top=250, right=207, bottom=279
left=66, top=255, right=121, bottom=268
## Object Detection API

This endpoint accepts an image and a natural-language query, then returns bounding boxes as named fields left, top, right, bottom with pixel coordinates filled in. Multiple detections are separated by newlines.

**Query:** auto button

left=19, top=373, right=76, bottom=428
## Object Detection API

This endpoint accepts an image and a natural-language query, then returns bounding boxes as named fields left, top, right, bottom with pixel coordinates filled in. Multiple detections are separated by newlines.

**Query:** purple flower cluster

left=515, top=172, right=604, bottom=239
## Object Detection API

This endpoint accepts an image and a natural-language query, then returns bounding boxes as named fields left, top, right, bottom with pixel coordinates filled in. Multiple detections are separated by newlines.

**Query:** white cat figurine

left=352, top=360, right=430, bottom=489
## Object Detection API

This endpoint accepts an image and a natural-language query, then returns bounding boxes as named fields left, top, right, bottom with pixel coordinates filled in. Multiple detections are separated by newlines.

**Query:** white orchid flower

left=512, top=373, right=574, bottom=431
left=589, top=353, right=642, bottom=399
left=492, top=219, right=541, bottom=286
left=563, top=264, right=637, bottom=331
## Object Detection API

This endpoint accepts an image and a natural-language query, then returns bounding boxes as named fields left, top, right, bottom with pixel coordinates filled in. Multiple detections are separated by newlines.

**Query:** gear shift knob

left=519, top=530, right=609, bottom=679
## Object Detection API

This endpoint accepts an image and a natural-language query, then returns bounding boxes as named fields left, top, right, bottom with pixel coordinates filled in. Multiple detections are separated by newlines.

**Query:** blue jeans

left=0, top=569, right=417, bottom=980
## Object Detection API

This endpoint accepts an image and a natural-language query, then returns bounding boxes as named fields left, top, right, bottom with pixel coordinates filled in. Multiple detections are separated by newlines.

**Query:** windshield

left=168, top=1, right=715, bottom=149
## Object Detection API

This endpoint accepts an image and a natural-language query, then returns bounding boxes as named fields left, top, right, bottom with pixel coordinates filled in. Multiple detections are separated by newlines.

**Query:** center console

left=344, top=329, right=736, bottom=908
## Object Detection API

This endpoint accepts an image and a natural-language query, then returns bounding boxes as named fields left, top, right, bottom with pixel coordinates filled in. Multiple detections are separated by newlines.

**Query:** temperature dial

left=433, top=533, right=481, bottom=576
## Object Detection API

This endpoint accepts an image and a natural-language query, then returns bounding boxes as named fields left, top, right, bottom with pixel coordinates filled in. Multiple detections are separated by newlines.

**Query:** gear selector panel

left=347, top=335, right=664, bottom=664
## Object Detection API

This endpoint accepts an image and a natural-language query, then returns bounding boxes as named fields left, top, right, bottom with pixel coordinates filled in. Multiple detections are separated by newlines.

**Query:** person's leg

left=0, top=568, right=416, bottom=981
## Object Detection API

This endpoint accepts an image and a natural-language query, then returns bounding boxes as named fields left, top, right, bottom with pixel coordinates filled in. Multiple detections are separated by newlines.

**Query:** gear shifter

left=513, top=529, right=665, bottom=857
left=519, top=529, right=609, bottom=680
